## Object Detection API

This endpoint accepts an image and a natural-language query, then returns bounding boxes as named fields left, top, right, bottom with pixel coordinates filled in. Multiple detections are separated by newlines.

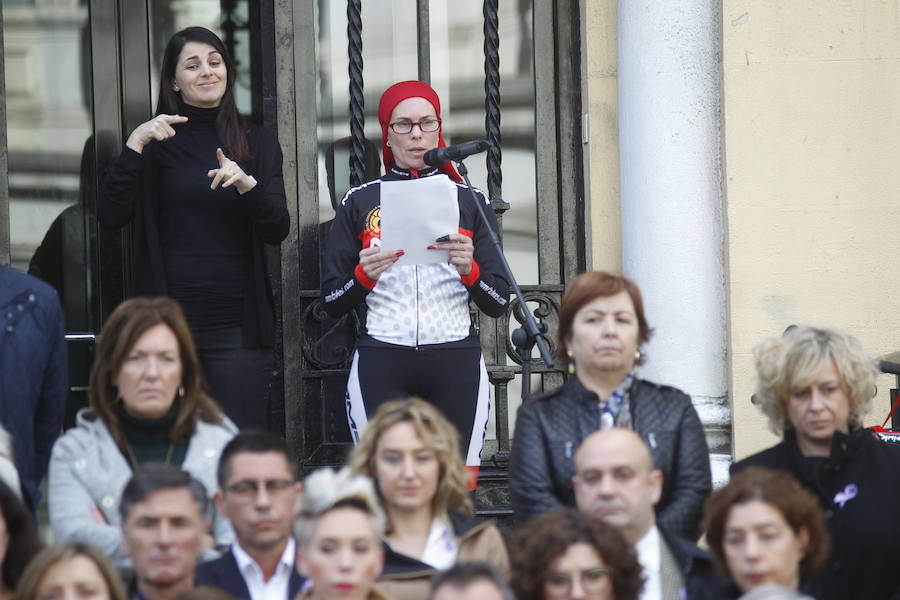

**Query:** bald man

left=573, top=429, right=725, bottom=600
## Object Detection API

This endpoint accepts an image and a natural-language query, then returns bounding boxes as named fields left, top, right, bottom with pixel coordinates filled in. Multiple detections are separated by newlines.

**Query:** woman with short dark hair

left=99, top=26, right=289, bottom=429
left=704, top=467, right=827, bottom=597
left=510, top=509, right=643, bottom=600
left=509, top=271, right=711, bottom=540
left=49, top=297, right=236, bottom=565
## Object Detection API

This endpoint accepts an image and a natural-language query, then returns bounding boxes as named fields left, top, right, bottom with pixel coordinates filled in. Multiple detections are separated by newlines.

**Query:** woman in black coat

left=732, top=325, right=900, bottom=600
left=509, top=271, right=711, bottom=541
left=99, top=27, right=289, bottom=430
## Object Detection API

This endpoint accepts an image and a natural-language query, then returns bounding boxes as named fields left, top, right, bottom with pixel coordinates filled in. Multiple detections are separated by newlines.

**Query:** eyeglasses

left=387, top=118, right=441, bottom=134
left=225, top=479, right=295, bottom=501
left=545, top=567, right=611, bottom=597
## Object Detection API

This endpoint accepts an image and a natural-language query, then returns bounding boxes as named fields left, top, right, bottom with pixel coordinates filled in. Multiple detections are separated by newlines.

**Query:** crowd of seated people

left=5, top=24, right=898, bottom=600
left=5, top=270, right=895, bottom=599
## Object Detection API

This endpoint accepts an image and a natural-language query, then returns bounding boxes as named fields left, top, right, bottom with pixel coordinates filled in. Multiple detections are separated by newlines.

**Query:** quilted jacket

left=0, top=266, right=67, bottom=509
left=509, top=376, right=711, bottom=540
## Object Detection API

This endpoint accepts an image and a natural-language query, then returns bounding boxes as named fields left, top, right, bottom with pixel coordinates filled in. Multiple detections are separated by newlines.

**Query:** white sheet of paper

left=380, top=176, right=459, bottom=267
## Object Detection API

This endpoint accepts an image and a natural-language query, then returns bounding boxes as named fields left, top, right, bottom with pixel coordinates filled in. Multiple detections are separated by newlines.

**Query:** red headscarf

left=378, top=80, right=461, bottom=182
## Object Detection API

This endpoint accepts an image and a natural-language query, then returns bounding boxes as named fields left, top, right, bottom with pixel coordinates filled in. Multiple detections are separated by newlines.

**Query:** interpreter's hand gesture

left=208, top=148, right=257, bottom=194
left=429, top=233, right=474, bottom=276
left=125, top=114, right=188, bottom=154
left=360, top=246, right=405, bottom=281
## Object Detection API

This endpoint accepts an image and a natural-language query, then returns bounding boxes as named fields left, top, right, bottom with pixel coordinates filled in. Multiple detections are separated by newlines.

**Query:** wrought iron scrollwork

left=348, top=0, right=366, bottom=186
left=504, top=287, right=561, bottom=366
left=301, top=299, right=361, bottom=370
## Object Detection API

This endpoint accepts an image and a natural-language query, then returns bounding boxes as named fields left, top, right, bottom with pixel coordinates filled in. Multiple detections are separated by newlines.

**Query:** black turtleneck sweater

left=116, top=401, right=188, bottom=468
left=155, top=102, right=243, bottom=331
left=98, top=103, right=290, bottom=347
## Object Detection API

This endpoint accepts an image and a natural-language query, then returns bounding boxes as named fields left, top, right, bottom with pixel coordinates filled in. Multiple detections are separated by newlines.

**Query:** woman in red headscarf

left=321, top=81, right=510, bottom=485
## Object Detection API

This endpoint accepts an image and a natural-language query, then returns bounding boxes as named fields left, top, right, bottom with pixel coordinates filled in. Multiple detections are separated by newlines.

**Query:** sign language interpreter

left=98, top=26, right=289, bottom=430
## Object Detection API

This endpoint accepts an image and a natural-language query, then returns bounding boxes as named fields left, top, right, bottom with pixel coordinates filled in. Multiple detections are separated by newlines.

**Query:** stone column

left=618, top=0, right=730, bottom=484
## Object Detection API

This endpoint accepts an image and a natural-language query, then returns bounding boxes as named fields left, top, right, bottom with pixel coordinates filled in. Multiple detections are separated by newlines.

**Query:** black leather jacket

left=509, top=376, right=711, bottom=540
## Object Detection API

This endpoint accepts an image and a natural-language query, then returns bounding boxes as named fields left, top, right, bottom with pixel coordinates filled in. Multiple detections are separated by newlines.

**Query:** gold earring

left=634, top=350, right=641, bottom=361
left=567, top=351, right=576, bottom=375
left=178, top=386, right=185, bottom=399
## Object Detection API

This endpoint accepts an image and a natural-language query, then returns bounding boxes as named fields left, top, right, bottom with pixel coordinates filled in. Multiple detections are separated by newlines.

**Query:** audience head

left=90, top=297, right=221, bottom=448
left=293, top=467, right=385, bottom=600
left=13, top=542, right=127, bottom=600
left=428, top=562, right=516, bottom=600
left=120, top=464, right=209, bottom=595
left=557, top=271, right=653, bottom=373
left=572, top=429, right=662, bottom=545
left=0, top=479, right=42, bottom=593
left=753, top=326, right=875, bottom=449
left=704, top=467, right=827, bottom=594
left=215, top=431, right=301, bottom=554
left=510, top=509, right=643, bottom=600
left=348, top=397, right=472, bottom=526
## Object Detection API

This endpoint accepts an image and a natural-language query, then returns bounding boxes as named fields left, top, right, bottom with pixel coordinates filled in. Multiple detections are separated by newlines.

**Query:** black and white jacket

left=321, top=165, right=509, bottom=348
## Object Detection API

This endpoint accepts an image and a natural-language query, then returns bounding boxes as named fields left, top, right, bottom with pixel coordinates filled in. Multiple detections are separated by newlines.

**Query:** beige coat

left=374, top=517, right=510, bottom=600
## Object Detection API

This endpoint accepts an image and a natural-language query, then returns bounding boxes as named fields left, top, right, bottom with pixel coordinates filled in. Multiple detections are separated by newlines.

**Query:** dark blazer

left=733, top=429, right=900, bottom=600
left=509, top=376, right=712, bottom=540
left=195, top=545, right=305, bottom=600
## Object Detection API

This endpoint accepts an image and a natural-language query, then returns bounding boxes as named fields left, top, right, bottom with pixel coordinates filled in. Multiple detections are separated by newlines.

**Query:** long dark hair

left=0, top=479, right=42, bottom=591
left=156, top=26, right=249, bottom=162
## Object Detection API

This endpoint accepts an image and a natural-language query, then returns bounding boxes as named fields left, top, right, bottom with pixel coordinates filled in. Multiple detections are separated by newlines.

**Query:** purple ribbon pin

left=834, top=483, right=858, bottom=508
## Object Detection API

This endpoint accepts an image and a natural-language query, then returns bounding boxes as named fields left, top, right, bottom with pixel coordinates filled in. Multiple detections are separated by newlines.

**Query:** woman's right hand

left=360, top=246, right=404, bottom=281
left=125, top=114, right=189, bottom=154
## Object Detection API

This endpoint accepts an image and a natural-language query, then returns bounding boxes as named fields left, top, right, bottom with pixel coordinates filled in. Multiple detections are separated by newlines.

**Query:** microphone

left=423, top=140, right=491, bottom=167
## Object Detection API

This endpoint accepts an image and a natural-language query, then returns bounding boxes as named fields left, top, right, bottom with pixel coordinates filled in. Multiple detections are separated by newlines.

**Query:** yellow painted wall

left=582, top=0, right=621, bottom=271
left=724, top=1, right=900, bottom=459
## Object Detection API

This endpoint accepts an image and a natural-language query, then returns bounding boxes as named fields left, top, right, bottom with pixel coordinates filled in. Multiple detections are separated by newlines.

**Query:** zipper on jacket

left=414, top=265, right=420, bottom=349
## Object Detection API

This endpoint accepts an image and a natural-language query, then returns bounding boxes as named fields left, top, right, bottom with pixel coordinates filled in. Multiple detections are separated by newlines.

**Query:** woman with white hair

left=732, top=325, right=900, bottom=600
left=294, top=468, right=393, bottom=600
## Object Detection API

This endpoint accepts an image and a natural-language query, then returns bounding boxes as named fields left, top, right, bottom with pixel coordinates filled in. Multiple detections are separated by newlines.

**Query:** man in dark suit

left=196, top=432, right=304, bottom=599
left=573, top=429, right=727, bottom=600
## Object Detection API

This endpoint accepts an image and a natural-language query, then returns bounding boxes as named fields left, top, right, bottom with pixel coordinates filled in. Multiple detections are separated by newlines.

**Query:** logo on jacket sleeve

left=359, top=206, right=382, bottom=248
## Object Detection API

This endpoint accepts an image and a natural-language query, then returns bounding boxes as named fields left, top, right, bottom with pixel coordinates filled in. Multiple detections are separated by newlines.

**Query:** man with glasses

left=196, top=431, right=304, bottom=599
left=572, top=429, right=726, bottom=600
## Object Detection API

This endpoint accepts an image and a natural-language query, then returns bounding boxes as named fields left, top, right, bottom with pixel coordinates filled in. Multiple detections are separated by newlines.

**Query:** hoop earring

left=178, top=386, right=185, bottom=399
left=386, top=140, right=391, bottom=147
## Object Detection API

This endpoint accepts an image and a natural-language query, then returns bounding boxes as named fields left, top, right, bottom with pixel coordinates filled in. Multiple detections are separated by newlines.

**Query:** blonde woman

left=294, top=467, right=391, bottom=600
left=733, top=326, right=900, bottom=600
left=348, top=398, right=508, bottom=600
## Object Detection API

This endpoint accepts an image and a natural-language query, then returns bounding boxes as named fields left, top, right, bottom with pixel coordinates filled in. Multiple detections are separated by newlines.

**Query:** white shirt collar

left=635, top=525, right=662, bottom=600
left=232, top=537, right=296, bottom=600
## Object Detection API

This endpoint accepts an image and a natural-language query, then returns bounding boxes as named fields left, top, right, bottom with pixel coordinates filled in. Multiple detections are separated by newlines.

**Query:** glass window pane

left=3, top=0, right=92, bottom=331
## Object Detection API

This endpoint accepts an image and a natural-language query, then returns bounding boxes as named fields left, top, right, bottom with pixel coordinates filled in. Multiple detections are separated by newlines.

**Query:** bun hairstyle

left=293, top=467, right=385, bottom=549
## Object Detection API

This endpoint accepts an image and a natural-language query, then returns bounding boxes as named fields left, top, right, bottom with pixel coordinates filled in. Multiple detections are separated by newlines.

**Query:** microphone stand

left=455, top=159, right=554, bottom=402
